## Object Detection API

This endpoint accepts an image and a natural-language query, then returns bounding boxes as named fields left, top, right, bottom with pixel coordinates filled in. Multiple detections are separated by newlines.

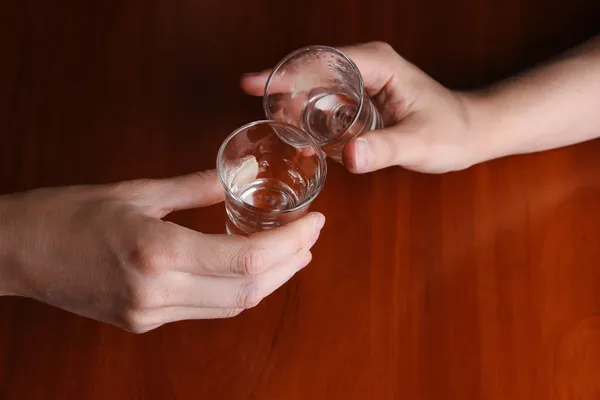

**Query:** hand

left=241, top=42, right=483, bottom=174
left=0, top=170, right=325, bottom=333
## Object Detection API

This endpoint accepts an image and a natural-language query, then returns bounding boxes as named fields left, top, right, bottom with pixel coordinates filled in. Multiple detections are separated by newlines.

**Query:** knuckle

left=369, top=41, right=394, bottom=54
left=235, top=246, right=268, bottom=276
left=126, top=229, right=178, bottom=274
left=220, top=308, right=243, bottom=319
left=118, top=308, right=148, bottom=334
left=236, top=280, right=263, bottom=309
left=300, top=251, right=313, bottom=268
left=379, top=134, right=403, bottom=166
left=127, top=244, right=161, bottom=273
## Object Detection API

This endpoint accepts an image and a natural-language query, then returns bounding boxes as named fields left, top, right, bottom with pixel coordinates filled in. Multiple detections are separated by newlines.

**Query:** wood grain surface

left=1, top=1, right=599, bottom=399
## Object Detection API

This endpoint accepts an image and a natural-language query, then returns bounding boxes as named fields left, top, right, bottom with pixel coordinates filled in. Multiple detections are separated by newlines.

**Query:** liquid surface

left=237, top=178, right=300, bottom=211
left=230, top=153, right=316, bottom=212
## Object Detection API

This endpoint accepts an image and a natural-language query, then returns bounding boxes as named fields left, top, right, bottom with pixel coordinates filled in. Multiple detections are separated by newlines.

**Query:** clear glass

left=217, top=120, right=327, bottom=235
left=263, top=45, right=384, bottom=163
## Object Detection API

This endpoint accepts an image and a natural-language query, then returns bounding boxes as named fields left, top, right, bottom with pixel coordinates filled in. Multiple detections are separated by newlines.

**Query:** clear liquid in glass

left=224, top=152, right=319, bottom=235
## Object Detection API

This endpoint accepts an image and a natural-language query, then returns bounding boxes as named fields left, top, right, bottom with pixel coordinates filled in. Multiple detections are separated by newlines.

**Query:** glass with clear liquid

left=263, top=45, right=384, bottom=163
left=217, top=120, right=327, bottom=235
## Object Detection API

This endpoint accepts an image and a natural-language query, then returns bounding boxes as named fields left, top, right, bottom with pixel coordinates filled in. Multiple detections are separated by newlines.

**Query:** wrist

left=460, top=89, right=509, bottom=166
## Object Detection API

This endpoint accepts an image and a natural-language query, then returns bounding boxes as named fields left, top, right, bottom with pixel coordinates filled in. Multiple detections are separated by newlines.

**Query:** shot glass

left=263, top=45, right=384, bottom=163
left=217, top=120, right=327, bottom=235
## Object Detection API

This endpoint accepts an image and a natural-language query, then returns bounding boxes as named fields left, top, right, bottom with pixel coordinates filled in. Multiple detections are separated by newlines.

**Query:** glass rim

left=262, top=45, right=367, bottom=146
left=216, top=120, right=328, bottom=215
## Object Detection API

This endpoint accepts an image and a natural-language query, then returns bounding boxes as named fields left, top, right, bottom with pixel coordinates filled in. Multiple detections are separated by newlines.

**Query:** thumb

left=342, top=127, right=426, bottom=174
left=145, top=169, right=225, bottom=216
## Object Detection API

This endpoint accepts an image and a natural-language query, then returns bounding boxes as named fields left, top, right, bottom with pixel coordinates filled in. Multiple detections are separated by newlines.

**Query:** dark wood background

left=1, top=1, right=600, bottom=399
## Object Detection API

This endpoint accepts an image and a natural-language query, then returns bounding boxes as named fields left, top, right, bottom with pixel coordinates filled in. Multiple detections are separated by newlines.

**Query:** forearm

left=471, top=35, right=600, bottom=162
left=0, top=196, right=20, bottom=296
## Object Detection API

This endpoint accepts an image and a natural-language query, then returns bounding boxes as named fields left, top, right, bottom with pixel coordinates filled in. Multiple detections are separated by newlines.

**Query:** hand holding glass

left=263, top=45, right=384, bottom=163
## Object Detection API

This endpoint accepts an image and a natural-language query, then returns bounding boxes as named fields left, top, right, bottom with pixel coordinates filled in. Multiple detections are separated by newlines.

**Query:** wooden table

left=1, top=1, right=599, bottom=398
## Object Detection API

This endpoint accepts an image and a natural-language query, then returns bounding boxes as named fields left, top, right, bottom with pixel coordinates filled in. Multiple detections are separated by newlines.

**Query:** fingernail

left=354, top=138, right=370, bottom=171
left=309, top=214, right=325, bottom=247
left=313, top=213, right=325, bottom=236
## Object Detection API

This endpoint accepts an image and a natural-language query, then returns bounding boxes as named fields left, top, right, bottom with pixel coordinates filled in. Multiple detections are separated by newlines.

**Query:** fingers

left=336, top=42, right=405, bottom=96
left=116, top=170, right=225, bottom=217
left=153, top=170, right=225, bottom=215
left=146, top=211, right=324, bottom=277
left=132, top=307, right=246, bottom=330
left=193, top=211, right=323, bottom=276
left=241, top=42, right=413, bottom=98
left=229, top=155, right=259, bottom=193
left=117, top=213, right=323, bottom=333
left=164, top=250, right=312, bottom=309
left=122, top=250, right=311, bottom=333
left=241, top=71, right=299, bottom=98
left=240, top=71, right=271, bottom=96
left=119, top=307, right=246, bottom=333
left=124, top=251, right=310, bottom=330
left=342, top=125, right=426, bottom=173
left=159, top=307, right=244, bottom=322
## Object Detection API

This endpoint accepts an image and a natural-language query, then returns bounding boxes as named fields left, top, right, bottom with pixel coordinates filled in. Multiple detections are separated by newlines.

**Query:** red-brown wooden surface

left=1, top=1, right=599, bottom=399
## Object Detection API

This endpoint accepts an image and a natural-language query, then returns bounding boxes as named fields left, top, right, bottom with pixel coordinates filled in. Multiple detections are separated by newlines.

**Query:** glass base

left=320, top=98, right=384, bottom=164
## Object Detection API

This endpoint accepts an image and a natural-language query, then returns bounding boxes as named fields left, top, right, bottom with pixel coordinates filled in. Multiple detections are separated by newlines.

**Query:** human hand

left=0, top=170, right=325, bottom=333
left=241, top=42, right=484, bottom=174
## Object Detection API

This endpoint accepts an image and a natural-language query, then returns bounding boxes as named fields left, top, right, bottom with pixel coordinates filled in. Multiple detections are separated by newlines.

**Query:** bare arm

left=242, top=37, right=600, bottom=174
left=472, top=35, right=600, bottom=163
left=0, top=172, right=323, bottom=333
